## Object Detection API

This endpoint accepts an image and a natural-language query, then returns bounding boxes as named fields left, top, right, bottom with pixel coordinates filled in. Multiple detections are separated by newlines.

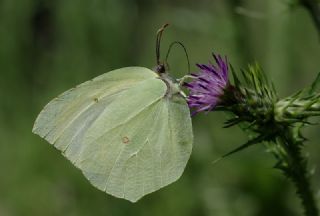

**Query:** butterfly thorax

left=159, top=73, right=182, bottom=99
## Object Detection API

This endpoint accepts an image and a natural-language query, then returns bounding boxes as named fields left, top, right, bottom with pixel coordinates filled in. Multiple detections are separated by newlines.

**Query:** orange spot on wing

left=122, top=136, right=130, bottom=144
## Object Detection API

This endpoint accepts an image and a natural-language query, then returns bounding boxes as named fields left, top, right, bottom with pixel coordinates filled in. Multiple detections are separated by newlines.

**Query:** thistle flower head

left=184, top=54, right=229, bottom=114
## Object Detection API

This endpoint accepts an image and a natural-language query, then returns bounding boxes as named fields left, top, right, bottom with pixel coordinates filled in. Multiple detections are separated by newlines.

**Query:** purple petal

left=184, top=53, right=229, bottom=115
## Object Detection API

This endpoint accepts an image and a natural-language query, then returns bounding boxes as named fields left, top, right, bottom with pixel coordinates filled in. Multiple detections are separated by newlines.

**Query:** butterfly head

left=154, top=24, right=188, bottom=99
left=155, top=63, right=166, bottom=74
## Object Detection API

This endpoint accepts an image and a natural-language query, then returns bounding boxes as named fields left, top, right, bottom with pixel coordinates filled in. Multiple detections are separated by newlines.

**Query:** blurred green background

left=1, top=0, right=320, bottom=215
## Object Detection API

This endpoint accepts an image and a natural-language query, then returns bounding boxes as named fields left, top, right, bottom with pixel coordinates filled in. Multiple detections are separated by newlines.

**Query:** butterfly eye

left=156, top=64, right=166, bottom=74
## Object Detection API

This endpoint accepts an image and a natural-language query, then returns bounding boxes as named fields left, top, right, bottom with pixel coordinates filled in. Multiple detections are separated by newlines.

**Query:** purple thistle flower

left=184, top=54, right=229, bottom=115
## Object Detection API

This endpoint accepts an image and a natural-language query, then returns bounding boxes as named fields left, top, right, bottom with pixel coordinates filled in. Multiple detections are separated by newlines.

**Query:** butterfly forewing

left=32, top=67, right=158, bottom=145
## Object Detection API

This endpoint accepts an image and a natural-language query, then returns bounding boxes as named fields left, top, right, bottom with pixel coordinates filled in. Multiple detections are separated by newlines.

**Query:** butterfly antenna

left=165, top=41, right=190, bottom=74
left=156, top=23, right=169, bottom=66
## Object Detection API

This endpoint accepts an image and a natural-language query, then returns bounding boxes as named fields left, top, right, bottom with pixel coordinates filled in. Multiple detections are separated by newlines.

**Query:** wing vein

left=43, top=88, right=128, bottom=143
left=105, top=100, right=162, bottom=193
left=159, top=102, right=167, bottom=187
left=86, top=96, right=163, bottom=148
left=104, top=125, right=127, bottom=191
left=168, top=99, right=178, bottom=181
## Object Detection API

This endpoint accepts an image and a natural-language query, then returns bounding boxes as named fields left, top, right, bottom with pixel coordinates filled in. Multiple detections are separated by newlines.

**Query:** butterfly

left=32, top=24, right=193, bottom=202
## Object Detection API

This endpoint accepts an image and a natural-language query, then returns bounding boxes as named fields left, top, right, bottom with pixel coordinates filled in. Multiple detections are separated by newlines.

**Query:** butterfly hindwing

left=79, top=93, right=192, bottom=202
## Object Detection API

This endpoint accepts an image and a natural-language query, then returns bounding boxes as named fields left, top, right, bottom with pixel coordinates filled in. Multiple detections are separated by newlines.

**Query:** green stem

left=278, top=129, right=318, bottom=216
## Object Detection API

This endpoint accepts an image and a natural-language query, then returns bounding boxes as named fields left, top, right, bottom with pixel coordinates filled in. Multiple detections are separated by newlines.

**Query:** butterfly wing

left=79, top=93, right=193, bottom=202
left=33, top=67, right=193, bottom=202
left=33, top=67, right=158, bottom=151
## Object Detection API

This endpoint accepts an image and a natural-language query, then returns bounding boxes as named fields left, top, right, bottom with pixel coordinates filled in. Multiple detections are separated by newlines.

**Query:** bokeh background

left=1, top=0, right=320, bottom=215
